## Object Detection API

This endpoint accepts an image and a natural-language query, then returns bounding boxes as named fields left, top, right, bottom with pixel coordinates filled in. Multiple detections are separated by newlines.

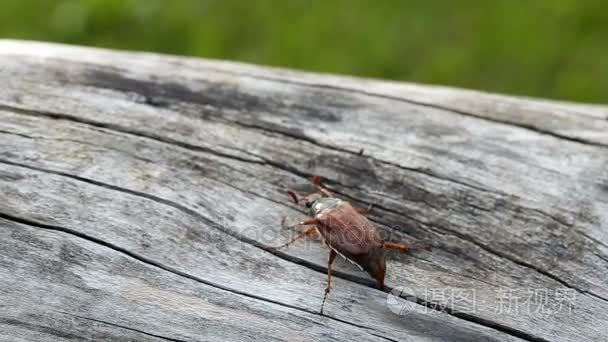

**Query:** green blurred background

left=1, top=0, right=606, bottom=103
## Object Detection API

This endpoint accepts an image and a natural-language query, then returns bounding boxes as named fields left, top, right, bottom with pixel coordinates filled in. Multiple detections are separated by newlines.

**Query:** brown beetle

left=274, top=176, right=431, bottom=313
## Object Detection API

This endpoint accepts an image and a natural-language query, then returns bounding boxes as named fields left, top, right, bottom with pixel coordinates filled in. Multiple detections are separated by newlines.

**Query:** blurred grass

left=0, top=0, right=606, bottom=103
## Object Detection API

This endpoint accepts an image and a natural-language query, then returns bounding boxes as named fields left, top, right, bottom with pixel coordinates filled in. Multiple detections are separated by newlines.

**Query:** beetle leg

left=271, top=227, right=318, bottom=250
left=287, top=190, right=300, bottom=204
left=384, top=241, right=433, bottom=251
left=312, top=176, right=334, bottom=197
left=288, top=177, right=331, bottom=204
left=281, top=217, right=320, bottom=230
left=320, top=249, right=338, bottom=314
left=287, top=188, right=332, bottom=204
left=354, top=203, right=374, bottom=216
left=298, top=218, right=319, bottom=226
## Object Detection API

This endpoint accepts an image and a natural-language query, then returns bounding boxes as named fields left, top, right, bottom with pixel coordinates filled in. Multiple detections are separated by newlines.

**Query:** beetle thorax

left=309, top=197, right=342, bottom=216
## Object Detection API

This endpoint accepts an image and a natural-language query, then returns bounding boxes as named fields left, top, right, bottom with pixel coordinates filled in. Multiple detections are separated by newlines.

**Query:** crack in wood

left=215, top=118, right=494, bottom=194
left=280, top=86, right=608, bottom=149
left=231, top=150, right=608, bottom=303
left=0, top=158, right=551, bottom=342
left=2, top=102, right=605, bottom=303
left=2, top=103, right=606, bottom=303
left=183, top=66, right=608, bottom=149
left=0, top=211, right=401, bottom=341
left=28, top=54, right=606, bottom=149
left=52, top=310, right=190, bottom=342
left=0, top=104, right=266, bottom=166
left=64, top=55, right=608, bottom=149
left=1, top=210, right=540, bottom=342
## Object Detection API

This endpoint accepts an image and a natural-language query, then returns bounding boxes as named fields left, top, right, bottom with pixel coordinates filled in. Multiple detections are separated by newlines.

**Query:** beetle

left=273, top=176, right=431, bottom=313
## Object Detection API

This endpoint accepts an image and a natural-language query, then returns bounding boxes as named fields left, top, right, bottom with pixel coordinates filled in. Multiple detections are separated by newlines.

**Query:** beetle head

left=302, top=192, right=323, bottom=209
left=305, top=195, right=341, bottom=216
left=288, top=176, right=340, bottom=216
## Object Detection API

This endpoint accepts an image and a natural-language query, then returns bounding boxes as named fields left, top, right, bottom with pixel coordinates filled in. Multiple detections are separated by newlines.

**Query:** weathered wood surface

left=0, top=40, right=607, bottom=342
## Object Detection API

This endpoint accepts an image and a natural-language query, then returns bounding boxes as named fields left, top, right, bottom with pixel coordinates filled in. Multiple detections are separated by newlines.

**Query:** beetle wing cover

left=316, top=202, right=384, bottom=258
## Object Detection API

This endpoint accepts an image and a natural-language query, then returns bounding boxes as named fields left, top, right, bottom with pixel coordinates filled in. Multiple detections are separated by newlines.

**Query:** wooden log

left=0, top=40, right=607, bottom=342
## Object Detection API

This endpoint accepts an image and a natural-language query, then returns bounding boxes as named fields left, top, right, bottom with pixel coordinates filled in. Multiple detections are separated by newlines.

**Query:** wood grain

left=0, top=40, right=606, bottom=342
